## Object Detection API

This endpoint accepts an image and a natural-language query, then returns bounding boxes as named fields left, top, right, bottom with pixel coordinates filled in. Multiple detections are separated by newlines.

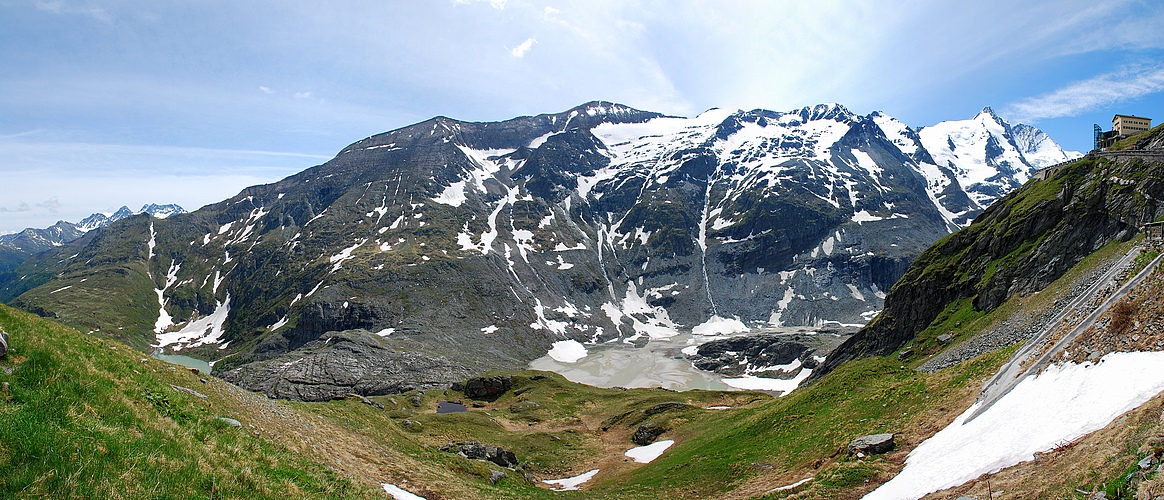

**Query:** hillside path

left=966, top=245, right=1161, bottom=422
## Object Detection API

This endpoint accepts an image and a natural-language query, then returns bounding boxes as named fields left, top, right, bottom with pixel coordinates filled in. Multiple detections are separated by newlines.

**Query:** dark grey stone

left=848, top=433, right=895, bottom=455
left=688, top=332, right=849, bottom=378
left=462, top=375, right=512, bottom=400
left=633, top=423, right=666, bottom=446
left=444, top=441, right=519, bottom=468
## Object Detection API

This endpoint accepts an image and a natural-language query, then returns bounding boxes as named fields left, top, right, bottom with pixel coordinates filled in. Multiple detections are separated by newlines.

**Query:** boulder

left=489, top=470, right=506, bottom=484
left=633, top=423, right=666, bottom=446
left=463, top=375, right=513, bottom=400
left=848, top=433, right=895, bottom=455
left=216, top=417, right=242, bottom=427
left=170, top=384, right=208, bottom=400
left=897, top=349, right=913, bottom=361
left=443, top=440, right=519, bottom=468
left=0, top=329, right=8, bottom=358
left=937, top=333, right=953, bottom=345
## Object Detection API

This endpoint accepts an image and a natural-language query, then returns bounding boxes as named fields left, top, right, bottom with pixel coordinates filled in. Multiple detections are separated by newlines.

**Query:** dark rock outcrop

left=689, top=331, right=850, bottom=378
left=644, top=402, right=690, bottom=415
left=633, top=423, right=666, bottom=445
left=442, top=441, right=519, bottom=468
left=461, top=375, right=513, bottom=400
left=220, top=330, right=470, bottom=402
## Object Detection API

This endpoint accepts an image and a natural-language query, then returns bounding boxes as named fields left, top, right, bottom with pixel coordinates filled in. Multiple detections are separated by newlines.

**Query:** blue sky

left=1, top=0, right=1163, bottom=233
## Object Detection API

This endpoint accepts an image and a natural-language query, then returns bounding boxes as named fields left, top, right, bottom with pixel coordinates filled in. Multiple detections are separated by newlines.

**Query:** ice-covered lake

left=528, top=326, right=837, bottom=392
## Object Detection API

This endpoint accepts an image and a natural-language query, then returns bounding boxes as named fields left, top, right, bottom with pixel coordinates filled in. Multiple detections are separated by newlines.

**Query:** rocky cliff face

left=816, top=143, right=1164, bottom=379
left=6, top=102, right=1075, bottom=399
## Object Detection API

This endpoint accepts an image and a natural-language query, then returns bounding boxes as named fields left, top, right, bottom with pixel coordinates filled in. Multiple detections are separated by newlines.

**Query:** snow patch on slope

left=865, top=351, right=1164, bottom=500
left=156, top=295, right=231, bottom=350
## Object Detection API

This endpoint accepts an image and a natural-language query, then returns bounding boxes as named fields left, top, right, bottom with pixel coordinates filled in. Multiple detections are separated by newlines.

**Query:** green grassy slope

left=0, top=304, right=381, bottom=499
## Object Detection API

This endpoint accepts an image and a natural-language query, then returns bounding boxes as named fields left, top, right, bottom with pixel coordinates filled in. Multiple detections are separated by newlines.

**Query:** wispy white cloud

left=258, top=85, right=273, bottom=94
left=35, top=197, right=62, bottom=213
left=510, top=37, right=536, bottom=58
left=0, top=202, right=32, bottom=213
left=450, top=0, right=506, bottom=10
left=543, top=6, right=559, bottom=19
left=34, top=0, right=112, bottom=23
left=1003, top=65, right=1164, bottom=123
left=293, top=90, right=313, bottom=99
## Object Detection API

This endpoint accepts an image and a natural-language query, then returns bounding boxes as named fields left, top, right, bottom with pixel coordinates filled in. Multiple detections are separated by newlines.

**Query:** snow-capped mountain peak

left=139, top=204, right=186, bottom=219
left=917, top=107, right=1078, bottom=208
left=1011, top=123, right=1084, bottom=169
left=78, top=204, right=187, bottom=232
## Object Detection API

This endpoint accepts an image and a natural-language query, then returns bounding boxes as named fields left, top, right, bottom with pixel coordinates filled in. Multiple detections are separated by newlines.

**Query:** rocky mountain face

left=4, top=102, right=1076, bottom=400
left=816, top=131, right=1164, bottom=379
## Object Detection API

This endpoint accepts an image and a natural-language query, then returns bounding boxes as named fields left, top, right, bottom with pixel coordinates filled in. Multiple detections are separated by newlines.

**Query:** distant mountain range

left=0, top=102, right=1078, bottom=399
left=0, top=204, right=185, bottom=274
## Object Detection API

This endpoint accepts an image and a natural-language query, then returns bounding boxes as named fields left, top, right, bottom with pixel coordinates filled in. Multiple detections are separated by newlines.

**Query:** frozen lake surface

left=529, top=326, right=834, bottom=391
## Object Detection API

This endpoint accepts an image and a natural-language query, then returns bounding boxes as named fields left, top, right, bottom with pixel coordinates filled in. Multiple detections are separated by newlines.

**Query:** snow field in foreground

left=864, top=351, right=1164, bottom=500
left=624, top=440, right=674, bottom=463
left=382, top=483, right=425, bottom=499
left=543, top=469, right=600, bottom=491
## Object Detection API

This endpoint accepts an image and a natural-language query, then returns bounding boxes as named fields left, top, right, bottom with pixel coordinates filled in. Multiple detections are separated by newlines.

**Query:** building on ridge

left=1097, top=114, right=1152, bottom=150
left=1114, top=114, right=1152, bottom=136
